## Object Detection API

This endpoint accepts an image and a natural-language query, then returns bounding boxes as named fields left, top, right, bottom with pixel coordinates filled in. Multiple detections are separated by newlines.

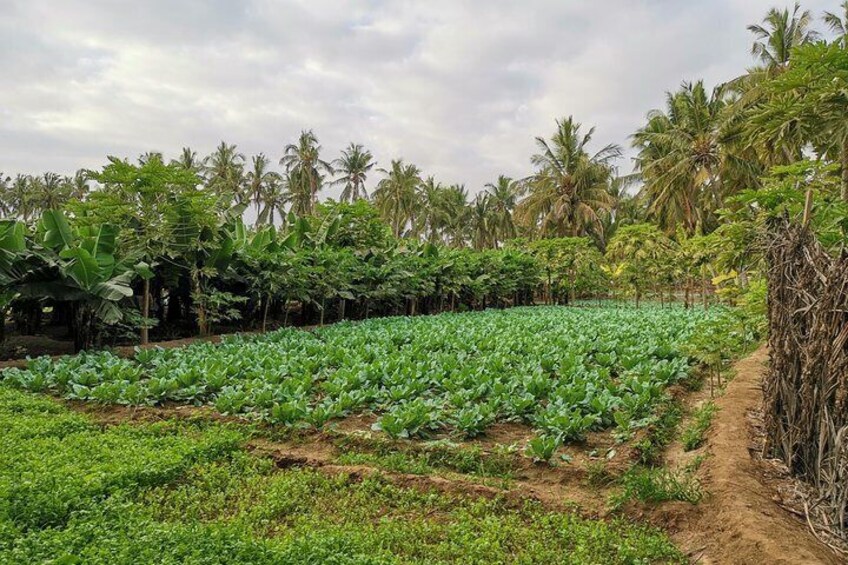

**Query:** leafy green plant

left=525, top=435, right=561, bottom=464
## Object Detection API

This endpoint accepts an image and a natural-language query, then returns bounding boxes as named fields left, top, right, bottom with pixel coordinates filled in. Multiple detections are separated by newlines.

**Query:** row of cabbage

left=2, top=306, right=734, bottom=443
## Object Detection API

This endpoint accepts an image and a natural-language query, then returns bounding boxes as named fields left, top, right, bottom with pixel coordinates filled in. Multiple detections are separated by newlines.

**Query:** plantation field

left=0, top=387, right=686, bottom=564
left=2, top=305, right=737, bottom=455
left=0, top=304, right=758, bottom=564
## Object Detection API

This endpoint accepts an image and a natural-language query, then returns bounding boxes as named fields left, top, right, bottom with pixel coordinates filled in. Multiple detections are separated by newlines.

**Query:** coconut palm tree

left=59, top=169, right=91, bottom=202
left=280, top=130, right=333, bottom=216
left=172, top=147, right=203, bottom=175
left=440, top=184, right=470, bottom=247
left=246, top=154, right=281, bottom=223
left=824, top=2, right=848, bottom=47
left=204, top=142, right=246, bottom=205
left=633, top=82, right=758, bottom=236
left=6, top=175, right=33, bottom=221
left=332, top=143, right=375, bottom=202
left=416, top=176, right=448, bottom=243
left=372, top=160, right=422, bottom=237
left=748, top=2, right=818, bottom=71
left=483, top=175, right=520, bottom=246
left=516, top=117, right=619, bottom=241
left=469, top=194, right=494, bottom=250
left=36, top=172, right=72, bottom=211
left=257, top=173, right=287, bottom=226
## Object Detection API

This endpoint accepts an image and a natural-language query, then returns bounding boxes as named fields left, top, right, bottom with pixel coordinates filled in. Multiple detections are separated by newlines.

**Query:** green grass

left=610, top=466, right=704, bottom=510
left=681, top=401, right=718, bottom=451
left=0, top=387, right=686, bottom=564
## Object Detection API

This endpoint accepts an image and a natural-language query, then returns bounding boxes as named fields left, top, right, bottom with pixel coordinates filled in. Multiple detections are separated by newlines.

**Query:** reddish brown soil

left=669, top=347, right=841, bottom=564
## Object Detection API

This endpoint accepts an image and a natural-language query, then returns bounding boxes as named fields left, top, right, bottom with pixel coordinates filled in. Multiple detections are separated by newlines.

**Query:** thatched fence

left=764, top=218, right=848, bottom=541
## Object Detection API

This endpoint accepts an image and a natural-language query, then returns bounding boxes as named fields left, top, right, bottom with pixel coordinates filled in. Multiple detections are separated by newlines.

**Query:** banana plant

left=37, top=210, right=135, bottom=351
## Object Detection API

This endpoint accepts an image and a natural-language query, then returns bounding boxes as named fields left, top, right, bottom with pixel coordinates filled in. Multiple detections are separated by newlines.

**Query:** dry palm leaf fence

left=764, top=218, right=848, bottom=545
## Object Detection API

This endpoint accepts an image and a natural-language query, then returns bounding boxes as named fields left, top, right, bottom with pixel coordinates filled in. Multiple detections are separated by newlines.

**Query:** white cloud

left=0, top=0, right=838, bottom=196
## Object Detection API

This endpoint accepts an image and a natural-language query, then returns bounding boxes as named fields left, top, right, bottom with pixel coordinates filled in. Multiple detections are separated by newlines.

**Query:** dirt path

left=673, top=347, right=841, bottom=564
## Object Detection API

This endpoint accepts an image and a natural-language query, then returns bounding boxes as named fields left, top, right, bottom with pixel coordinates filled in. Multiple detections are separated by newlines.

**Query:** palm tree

left=469, top=194, right=494, bottom=250
left=332, top=143, right=375, bottom=202
left=7, top=175, right=33, bottom=221
left=258, top=173, right=287, bottom=226
left=483, top=175, right=520, bottom=246
left=633, top=82, right=758, bottom=236
left=824, top=2, right=848, bottom=47
left=724, top=5, right=820, bottom=172
left=65, top=170, right=90, bottom=201
left=372, top=159, right=422, bottom=237
left=602, top=173, right=643, bottom=243
left=440, top=184, right=470, bottom=247
left=246, top=154, right=281, bottom=223
left=516, top=117, right=619, bottom=242
left=280, top=130, right=333, bottom=216
left=416, top=176, right=448, bottom=243
left=748, top=2, right=818, bottom=71
left=204, top=142, right=246, bottom=205
left=172, top=147, right=203, bottom=175
left=36, top=173, right=72, bottom=211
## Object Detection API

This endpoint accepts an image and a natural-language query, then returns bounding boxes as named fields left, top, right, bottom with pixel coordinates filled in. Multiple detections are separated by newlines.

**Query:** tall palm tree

left=440, top=184, right=470, bottom=247
left=516, top=117, right=619, bottom=241
left=416, top=176, right=448, bottom=243
left=65, top=169, right=90, bottom=201
left=246, top=154, right=281, bottom=223
left=7, top=175, right=33, bottom=221
left=258, top=173, right=287, bottom=226
left=332, top=143, right=375, bottom=202
left=280, top=130, right=333, bottom=216
left=172, top=147, right=202, bottom=175
left=37, top=172, right=72, bottom=211
left=483, top=175, right=520, bottom=246
left=824, top=2, right=848, bottom=47
left=601, top=173, right=643, bottom=243
left=469, top=194, right=494, bottom=250
left=748, top=2, right=818, bottom=71
left=204, top=142, right=246, bottom=205
left=372, top=159, right=422, bottom=237
left=633, top=82, right=758, bottom=236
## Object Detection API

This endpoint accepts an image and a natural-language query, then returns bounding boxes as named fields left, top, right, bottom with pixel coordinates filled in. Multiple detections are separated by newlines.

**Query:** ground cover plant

left=0, top=386, right=686, bottom=564
left=2, top=305, right=742, bottom=447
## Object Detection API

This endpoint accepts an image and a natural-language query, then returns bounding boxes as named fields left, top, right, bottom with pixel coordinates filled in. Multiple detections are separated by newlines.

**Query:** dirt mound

left=673, top=347, right=841, bottom=564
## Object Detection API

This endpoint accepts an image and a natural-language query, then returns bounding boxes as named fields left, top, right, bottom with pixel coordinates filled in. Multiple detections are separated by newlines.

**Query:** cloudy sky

left=0, top=0, right=837, bottom=197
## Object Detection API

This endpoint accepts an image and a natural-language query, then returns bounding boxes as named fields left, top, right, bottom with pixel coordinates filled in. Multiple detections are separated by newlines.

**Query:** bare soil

left=667, top=347, right=842, bottom=564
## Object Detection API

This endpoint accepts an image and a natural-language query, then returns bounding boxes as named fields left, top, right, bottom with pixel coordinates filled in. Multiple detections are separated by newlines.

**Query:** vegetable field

left=4, top=305, right=732, bottom=448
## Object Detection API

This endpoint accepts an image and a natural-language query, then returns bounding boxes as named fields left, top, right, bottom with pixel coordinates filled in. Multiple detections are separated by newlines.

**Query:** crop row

left=2, top=305, right=736, bottom=445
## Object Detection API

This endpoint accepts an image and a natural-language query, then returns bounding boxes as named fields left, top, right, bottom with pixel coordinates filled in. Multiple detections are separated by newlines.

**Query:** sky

left=0, top=0, right=838, bottom=198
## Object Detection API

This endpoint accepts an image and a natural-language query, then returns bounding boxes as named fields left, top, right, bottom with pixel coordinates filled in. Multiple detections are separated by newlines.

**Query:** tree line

left=0, top=1, right=845, bottom=350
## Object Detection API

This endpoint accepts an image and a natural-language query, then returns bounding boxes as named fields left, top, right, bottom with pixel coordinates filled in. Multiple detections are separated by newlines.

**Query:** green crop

left=1, top=305, right=744, bottom=444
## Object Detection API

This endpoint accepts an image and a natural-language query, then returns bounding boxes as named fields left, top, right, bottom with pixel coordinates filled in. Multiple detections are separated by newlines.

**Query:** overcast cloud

left=0, top=0, right=838, bottom=197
